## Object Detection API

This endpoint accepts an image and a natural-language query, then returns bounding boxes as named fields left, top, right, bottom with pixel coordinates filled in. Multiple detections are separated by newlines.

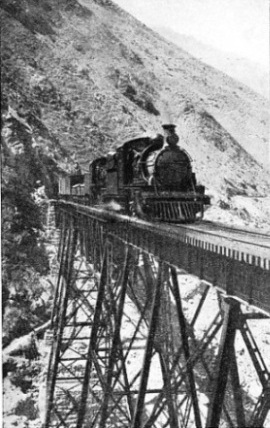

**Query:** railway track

left=60, top=200, right=270, bottom=267
left=190, top=219, right=270, bottom=244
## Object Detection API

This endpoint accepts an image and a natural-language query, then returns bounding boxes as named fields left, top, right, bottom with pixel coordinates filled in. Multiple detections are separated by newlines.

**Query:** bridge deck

left=56, top=201, right=270, bottom=314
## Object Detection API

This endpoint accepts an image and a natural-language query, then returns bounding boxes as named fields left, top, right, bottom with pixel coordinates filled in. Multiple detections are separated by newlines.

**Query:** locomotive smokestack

left=162, top=124, right=176, bottom=132
left=162, top=124, right=179, bottom=147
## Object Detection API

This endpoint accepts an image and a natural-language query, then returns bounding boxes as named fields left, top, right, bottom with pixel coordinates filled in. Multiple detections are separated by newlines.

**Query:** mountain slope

left=155, top=27, right=269, bottom=101
left=1, top=0, right=270, bottom=226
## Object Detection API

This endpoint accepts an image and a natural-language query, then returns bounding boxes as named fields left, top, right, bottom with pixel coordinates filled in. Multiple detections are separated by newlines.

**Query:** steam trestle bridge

left=44, top=200, right=270, bottom=428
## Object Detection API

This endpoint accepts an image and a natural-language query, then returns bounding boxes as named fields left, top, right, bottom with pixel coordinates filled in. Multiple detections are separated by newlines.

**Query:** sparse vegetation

left=1, top=118, right=57, bottom=346
left=123, top=84, right=160, bottom=115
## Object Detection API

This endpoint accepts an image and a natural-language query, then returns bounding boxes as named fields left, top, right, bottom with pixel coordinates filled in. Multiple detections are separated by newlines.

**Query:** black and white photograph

left=1, top=0, right=270, bottom=426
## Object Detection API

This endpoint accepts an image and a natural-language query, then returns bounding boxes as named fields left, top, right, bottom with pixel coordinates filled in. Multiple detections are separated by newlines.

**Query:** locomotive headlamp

left=167, top=134, right=179, bottom=146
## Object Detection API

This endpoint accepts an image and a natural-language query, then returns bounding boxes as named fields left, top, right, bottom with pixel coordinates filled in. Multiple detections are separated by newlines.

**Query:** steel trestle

left=44, top=203, right=270, bottom=428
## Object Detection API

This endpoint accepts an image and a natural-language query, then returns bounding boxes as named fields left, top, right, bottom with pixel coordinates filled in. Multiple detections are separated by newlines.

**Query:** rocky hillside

left=1, top=0, right=270, bottom=221
left=155, top=27, right=269, bottom=102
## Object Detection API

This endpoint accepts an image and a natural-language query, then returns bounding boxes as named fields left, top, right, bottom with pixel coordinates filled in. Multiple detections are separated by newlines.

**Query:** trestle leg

left=131, top=262, right=163, bottom=428
left=45, top=217, right=78, bottom=428
left=229, top=349, right=245, bottom=427
left=76, top=244, right=109, bottom=428
left=171, top=267, right=202, bottom=428
left=205, top=298, right=241, bottom=428
left=97, top=247, right=133, bottom=427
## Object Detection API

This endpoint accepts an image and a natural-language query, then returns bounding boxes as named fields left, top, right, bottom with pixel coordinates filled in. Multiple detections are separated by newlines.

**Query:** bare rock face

left=3, top=332, right=39, bottom=360
left=2, top=0, right=269, bottom=169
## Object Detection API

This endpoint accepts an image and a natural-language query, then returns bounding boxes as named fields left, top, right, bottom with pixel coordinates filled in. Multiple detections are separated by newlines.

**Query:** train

left=58, top=124, right=210, bottom=223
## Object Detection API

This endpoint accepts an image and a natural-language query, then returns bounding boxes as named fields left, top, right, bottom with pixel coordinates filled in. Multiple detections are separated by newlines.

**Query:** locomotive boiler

left=59, top=125, right=210, bottom=223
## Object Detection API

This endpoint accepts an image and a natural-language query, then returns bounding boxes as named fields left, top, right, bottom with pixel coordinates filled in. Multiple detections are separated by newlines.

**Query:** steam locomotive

left=58, top=125, right=210, bottom=223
